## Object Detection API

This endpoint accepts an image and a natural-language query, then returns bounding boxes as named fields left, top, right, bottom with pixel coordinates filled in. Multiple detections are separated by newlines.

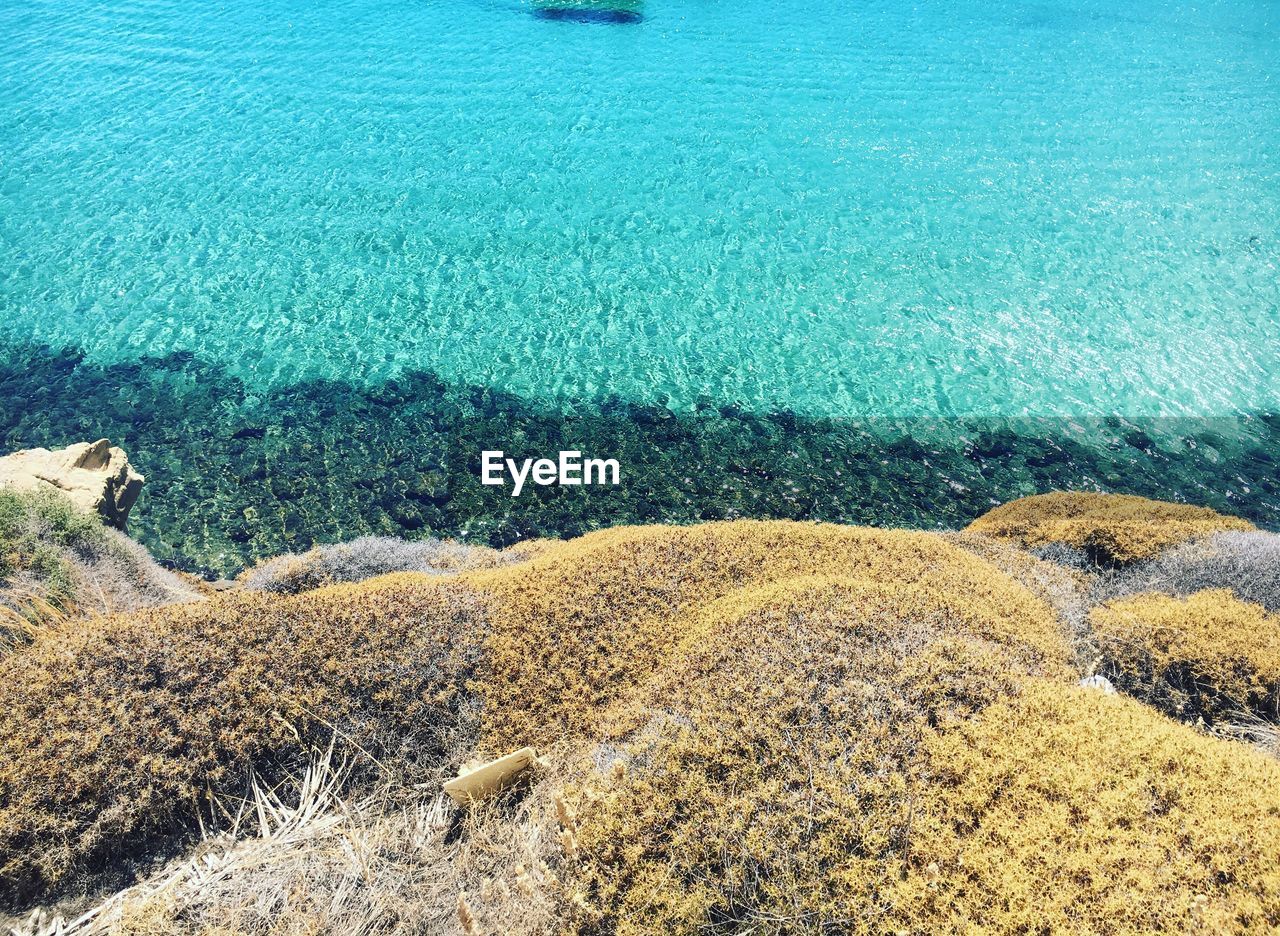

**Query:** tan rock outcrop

left=0, top=439, right=144, bottom=528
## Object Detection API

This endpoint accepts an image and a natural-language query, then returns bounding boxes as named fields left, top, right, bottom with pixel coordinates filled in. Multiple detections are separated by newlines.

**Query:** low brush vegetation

left=466, top=521, right=1068, bottom=750
left=2, top=492, right=1280, bottom=934
left=239, top=535, right=509, bottom=595
left=564, top=575, right=1064, bottom=932
left=1091, top=589, right=1280, bottom=722
left=0, top=488, right=200, bottom=644
left=0, top=576, right=488, bottom=906
left=573, top=666, right=1280, bottom=934
left=966, top=491, right=1253, bottom=564
left=905, top=681, right=1280, bottom=933
left=1097, top=530, right=1280, bottom=612
left=0, top=487, right=108, bottom=611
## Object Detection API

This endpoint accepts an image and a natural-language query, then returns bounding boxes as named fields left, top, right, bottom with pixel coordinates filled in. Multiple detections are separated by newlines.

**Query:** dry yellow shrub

left=1091, top=589, right=1280, bottom=721
left=903, top=681, right=1280, bottom=934
left=944, top=530, right=1093, bottom=657
left=559, top=566, right=1280, bottom=933
left=0, top=575, right=487, bottom=906
left=463, top=520, right=1067, bottom=749
left=5, top=513, right=1280, bottom=935
left=965, top=491, right=1252, bottom=564
left=563, top=574, right=1068, bottom=933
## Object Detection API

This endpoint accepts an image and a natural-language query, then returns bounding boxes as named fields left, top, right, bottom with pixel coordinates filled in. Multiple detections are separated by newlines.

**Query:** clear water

left=2, top=0, right=1278, bottom=417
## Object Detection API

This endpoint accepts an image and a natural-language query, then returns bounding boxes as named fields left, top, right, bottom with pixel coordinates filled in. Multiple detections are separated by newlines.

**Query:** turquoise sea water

left=3, top=0, right=1280, bottom=572
left=3, top=0, right=1278, bottom=417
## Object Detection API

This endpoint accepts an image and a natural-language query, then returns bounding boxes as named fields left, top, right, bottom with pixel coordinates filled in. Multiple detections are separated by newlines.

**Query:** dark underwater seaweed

left=2, top=341, right=1277, bottom=578
left=533, top=8, right=643, bottom=23
left=530, top=0, right=643, bottom=24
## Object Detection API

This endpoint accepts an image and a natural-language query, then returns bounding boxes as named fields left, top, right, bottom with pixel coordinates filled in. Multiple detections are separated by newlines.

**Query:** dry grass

left=1090, top=589, right=1280, bottom=723
left=9, top=743, right=565, bottom=936
left=4, top=505, right=1280, bottom=934
left=238, top=536, right=511, bottom=595
left=0, top=582, right=69, bottom=649
left=0, top=577, right=488, bottom=907
left=1, top=489, right=201, bottom=644
left=1096, top=530, right=1280, bottom=612
left=966, top=491, right=1253, bottom=564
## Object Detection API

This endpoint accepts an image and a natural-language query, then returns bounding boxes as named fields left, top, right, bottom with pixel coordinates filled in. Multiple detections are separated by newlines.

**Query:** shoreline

left=4, top=341, right=1279, bottom=577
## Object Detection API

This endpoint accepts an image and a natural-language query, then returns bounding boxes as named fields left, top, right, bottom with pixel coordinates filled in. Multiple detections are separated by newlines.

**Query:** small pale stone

left=1079, top=674, right=1117, bottom=694
left=443, top=747, right=539, bottom=805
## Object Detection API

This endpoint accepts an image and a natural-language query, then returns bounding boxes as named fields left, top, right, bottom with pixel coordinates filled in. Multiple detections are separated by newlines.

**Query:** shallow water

left=2, top=342, right=1278, bottom=575
left=3, top=0, right=1279, bottom=571
left=3, top=0, right=1278, bottom=417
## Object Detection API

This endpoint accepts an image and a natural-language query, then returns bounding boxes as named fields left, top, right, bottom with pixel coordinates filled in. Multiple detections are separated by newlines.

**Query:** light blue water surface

left=1, top=0, right=1278, bottom=416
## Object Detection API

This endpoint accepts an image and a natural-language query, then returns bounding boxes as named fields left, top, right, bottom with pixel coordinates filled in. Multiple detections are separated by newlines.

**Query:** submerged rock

left=531, top=0, right=644, bottom=24
left=0, top=439, right=143, bottom=528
